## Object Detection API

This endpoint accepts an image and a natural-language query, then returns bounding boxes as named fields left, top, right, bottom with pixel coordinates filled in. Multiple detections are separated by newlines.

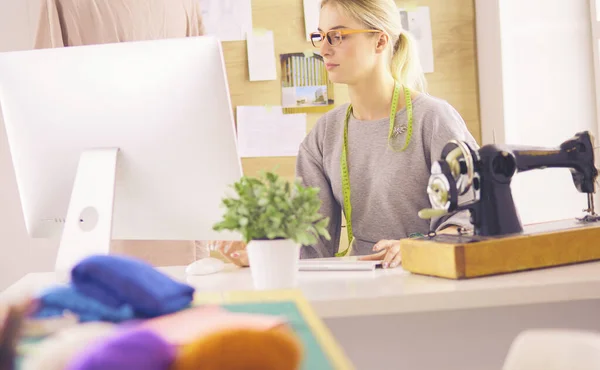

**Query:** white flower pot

left=247, top=239, right=301, bottom=290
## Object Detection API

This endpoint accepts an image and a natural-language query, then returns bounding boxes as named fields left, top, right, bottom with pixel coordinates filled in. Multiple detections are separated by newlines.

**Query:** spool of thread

left=20, top=322, right=116, bottom=370
left=418, top=208, right=449, bottom=220
left=445, top=146, right=463, bottom=178
left=171, top=327, right=303, bottom=370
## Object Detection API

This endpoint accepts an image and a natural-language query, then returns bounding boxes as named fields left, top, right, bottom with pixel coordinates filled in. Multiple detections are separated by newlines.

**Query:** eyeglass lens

left=311, top=30, right=342, bottom=47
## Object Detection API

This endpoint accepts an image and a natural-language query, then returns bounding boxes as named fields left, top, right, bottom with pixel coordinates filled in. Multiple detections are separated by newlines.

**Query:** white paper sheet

left=246, top=30, right=277, bottom=81
left=236, top=106, right=307, bottom=158
left=200, top=0, right=253, bottom=42
left=399, top=6, right=435, bottom=73
left=303, top=0, right=321, bottom=42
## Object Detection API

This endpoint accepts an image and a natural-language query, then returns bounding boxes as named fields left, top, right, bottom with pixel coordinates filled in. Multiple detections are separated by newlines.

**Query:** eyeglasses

left=310, top=29, right=381, bottom=48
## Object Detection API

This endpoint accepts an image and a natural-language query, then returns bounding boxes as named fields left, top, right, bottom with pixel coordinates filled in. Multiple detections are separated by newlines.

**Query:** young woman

left=220, top=0, right=477, bottom=269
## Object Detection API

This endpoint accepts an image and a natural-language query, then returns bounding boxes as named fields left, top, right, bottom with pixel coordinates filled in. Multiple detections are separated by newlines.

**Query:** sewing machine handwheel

left=440, top=140, right=477, bottom=196
left=427, top=160, right=459, bottom=212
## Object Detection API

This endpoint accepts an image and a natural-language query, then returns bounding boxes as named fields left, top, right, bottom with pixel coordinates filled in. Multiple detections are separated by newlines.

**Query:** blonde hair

left=321, top=0, right=427, bottom=92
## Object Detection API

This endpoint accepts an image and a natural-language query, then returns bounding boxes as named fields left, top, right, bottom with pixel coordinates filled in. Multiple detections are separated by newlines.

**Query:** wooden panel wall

left=222, top=0, right=480, bottom=181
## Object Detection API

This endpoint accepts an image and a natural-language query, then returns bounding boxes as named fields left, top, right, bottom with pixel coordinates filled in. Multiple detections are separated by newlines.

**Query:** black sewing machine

left=400, top=131, right=600, bottom=279
left=418, top=131, right=599, bottom=240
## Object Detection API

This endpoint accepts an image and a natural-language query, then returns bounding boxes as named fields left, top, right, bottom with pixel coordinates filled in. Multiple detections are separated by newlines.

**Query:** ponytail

left=391, top=32, right=427, bottom=92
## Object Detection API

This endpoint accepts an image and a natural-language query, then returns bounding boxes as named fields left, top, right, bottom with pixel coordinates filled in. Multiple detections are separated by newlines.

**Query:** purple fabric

left=66, top=328, right=175, bottom=370
left=71, top=255, right=195, bottom=317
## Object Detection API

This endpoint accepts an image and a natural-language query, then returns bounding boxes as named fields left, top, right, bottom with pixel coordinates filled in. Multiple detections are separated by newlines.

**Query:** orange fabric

left=171, top=328, right=303, bottom=370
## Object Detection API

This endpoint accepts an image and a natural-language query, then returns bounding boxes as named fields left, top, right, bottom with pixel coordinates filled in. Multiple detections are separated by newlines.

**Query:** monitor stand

left=54, top=148, right=119, bottom=273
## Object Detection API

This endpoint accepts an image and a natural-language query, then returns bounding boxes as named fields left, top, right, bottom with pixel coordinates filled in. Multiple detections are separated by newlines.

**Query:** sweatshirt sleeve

left=33, top=0, right=65, bottom=49
left=295, top=121, right=342, bottom=258
left=425, top=101, right=479, bottom=233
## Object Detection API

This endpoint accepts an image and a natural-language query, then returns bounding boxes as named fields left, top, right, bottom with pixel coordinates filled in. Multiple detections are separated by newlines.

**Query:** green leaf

left=211, top=171, right=330, bottom=245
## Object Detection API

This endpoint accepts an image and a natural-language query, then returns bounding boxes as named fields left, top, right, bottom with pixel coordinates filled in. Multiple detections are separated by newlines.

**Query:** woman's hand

left=215, top=241, right=249, bottom=267
left=358, top=239, right=401, bottom=269
left=357, top=227, right=462, bottom=268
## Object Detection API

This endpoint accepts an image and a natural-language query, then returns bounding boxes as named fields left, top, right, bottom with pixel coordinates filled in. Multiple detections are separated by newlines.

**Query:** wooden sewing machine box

left=400, top=219, right=600, bottom=279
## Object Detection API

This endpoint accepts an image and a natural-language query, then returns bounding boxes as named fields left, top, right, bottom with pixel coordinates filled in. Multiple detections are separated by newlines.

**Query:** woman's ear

left=375, top=32, right=389, bottom=54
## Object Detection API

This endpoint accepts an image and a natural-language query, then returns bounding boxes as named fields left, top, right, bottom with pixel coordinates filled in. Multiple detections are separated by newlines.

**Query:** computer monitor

left=0, top=36, right=243, bottom=271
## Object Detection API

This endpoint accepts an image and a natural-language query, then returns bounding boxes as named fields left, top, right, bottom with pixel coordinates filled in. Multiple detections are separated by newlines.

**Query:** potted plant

left=213, top=171, right=330, bottom=289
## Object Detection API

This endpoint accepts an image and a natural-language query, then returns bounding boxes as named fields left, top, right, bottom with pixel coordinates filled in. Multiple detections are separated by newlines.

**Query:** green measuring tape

left=336, top=81, right=414, bottom=257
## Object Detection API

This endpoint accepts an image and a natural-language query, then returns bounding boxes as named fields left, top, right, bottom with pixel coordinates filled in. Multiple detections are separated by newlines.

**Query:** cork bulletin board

left=220, top=0, right=481, bottom=181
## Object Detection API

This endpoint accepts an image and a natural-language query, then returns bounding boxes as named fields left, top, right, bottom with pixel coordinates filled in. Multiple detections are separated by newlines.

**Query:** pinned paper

left=398, top=6, right=434, bottom=73
left=280, top=52, right=334, bottom=112
left=236, top=106, right=307, bottom=158
left=303, top=0, right=321, bottom=42
left=200, top=0, right=253, bottom=41
left=246, top=30, right=277, bottom=81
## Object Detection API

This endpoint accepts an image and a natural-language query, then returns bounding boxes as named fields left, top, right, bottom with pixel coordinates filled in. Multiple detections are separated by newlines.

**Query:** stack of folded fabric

left=31, top=255, right=196, bottom=323
left=12, top=254, right=304, bottom=370
left=60, top=310, right=302, bottom=370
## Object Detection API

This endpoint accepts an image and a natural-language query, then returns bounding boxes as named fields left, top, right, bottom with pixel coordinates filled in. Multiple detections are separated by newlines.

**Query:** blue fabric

left=33, top=285, right=134, bottom=323
left=71, top=255, right=195, bottom=318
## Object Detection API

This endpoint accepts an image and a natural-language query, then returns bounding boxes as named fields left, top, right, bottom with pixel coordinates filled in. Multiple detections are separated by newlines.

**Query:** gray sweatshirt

left=296, top=93, right=479, bottom=258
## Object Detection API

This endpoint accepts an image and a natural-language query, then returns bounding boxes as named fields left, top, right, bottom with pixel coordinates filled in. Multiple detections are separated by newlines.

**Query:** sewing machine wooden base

left=400, top=219, right=600, bottom=279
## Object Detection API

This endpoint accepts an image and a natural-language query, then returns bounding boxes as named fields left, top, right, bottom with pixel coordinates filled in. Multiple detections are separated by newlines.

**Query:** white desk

left=4, top=262, right=600, bottom=370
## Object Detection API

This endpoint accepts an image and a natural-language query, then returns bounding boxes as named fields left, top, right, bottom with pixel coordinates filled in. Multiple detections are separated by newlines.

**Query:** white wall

left=0, top=0, right=59, bottom=291
left=476, top=0, right=598, bottom=225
